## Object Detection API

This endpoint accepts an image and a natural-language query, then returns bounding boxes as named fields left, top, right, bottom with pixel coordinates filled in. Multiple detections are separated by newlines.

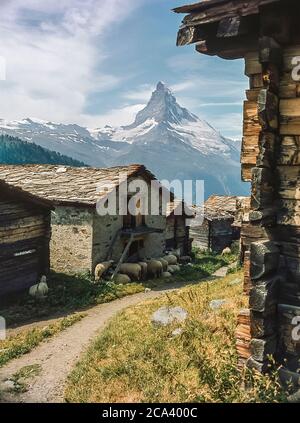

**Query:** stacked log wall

left=166, top=215, right=190, bottom=255
left=276, top=44, right=300, bottom=376
left=190, top=218, right=210, bottom=250
left=0, top=195, right=51, bottom=296
left=210, top=219, right=235, bottom=253
left=239, top=38, right=300, bottom=377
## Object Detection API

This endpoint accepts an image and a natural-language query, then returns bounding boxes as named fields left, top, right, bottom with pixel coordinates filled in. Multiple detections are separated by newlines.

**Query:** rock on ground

left=151, top=307, right=188, bottom=326
left=209, top=300, right=228, bottom=310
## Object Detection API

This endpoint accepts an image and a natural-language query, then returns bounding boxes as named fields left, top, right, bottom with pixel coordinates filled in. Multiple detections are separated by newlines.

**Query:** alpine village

left=0, top=0, right=299, bottom=405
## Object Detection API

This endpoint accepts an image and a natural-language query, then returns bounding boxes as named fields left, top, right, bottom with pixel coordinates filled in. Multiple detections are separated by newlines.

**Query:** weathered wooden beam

left=258, top=89, right=279, bottom=131
left=246, top=356, right=269, bottom=373
left=278, top=304, right=300, bottom=359
left=249, top=208, right=277, bottom=226
left=250, top=335, right=277, bottom=362
left=236, top=309, right=251, bottom=360
left=250, top=240, right=280, bottom=280
left=251, top=310, right=277, bottom=338
left=251, top=167, right=274, bottom=210
left=249, top=277, right=280, bottom=314
left=256, top=132, right=277, bottom=168
left=277, top=136, right=300, bottom=166
left=259, top=36, right=283, bottom=67
left=195, top=33, right=258, bottom=59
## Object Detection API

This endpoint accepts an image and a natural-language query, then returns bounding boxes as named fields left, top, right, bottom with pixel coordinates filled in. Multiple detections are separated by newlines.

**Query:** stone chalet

left=0, top=164, right=171, bottom=275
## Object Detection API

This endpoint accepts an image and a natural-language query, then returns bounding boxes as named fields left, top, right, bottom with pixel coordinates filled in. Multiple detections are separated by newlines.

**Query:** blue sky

left=0, top=0, right=248, bottom=139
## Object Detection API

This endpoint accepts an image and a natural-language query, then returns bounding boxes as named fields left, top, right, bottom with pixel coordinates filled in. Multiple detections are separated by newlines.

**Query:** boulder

left=151, top=306, right=188, bottom=326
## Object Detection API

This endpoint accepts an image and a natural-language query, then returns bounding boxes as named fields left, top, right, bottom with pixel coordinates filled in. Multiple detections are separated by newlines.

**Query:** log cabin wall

left=175, top=0, right=300, bottom=379
left=210, top=218, right=235, bottom=253
left=190, top=216, right=234, bottom=253
left=190, top=218, right=210, bottom=251
left=240, top=35, right=300, bottom=376
left=0, top=189, right=51, bottom=297
left=166, top=215, right=190, bottom=255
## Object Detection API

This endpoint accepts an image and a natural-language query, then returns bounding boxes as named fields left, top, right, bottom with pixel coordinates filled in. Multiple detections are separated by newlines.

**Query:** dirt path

left=0, top=281, right=200, bottom=403
left=0, top=267, right=229, bottom=403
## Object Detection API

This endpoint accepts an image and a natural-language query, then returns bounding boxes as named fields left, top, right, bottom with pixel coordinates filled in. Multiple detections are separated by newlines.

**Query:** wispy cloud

left=92, top=103, right=145, bottom=128
left=0, top=0, right=143, bottom=125
left=123, top=84, right=153, bottom=102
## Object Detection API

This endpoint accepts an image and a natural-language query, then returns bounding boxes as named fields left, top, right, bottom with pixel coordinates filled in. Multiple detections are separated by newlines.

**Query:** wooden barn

left=0, top=165, right=167, bottom=275
left=175, top=0, right=300, bottom=380
left=190, top=196, right=248, bottom=253
left=0, top=180, right=52, bottom=297
left=166, top=199, right=194, bottom=255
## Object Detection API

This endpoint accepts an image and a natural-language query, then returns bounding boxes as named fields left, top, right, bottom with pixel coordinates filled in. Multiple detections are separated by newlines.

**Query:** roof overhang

left=174, top=0, right=289, bottom=60
left=0, top=180, right=54, bottom=210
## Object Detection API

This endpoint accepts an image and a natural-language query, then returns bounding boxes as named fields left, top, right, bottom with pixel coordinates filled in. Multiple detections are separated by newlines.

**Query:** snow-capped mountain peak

left=92, top=82, right=238, bottom=158
left=0, top=81, right=247, bottom=198
left=126, top=81, right=198, bottom=128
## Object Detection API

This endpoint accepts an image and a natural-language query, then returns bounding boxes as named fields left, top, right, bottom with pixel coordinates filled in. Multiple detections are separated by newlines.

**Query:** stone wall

left=92, top=213, right=123, bottom=269
left=50, top=206, right=93, bottom=274
left=144, top=213, right=166, bottom=259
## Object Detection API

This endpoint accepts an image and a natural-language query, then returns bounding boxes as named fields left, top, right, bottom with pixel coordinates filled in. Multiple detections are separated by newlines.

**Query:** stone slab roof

left=191, top=195, right=249, bottom=223
left=166, top=199, right=195, bottom=218
left=0, top=179, right=53, bottom=210
left=173, top=0, right=280, bottom=20
left=0, top=164, right=157, bottom=207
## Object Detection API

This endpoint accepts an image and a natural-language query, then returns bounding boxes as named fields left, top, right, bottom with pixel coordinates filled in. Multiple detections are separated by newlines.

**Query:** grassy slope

left=65, top=272, right=287, bottom=403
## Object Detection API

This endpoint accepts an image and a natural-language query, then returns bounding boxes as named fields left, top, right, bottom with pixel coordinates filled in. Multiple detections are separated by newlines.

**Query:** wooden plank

left=251, top=168, right=274, bottom=210
left=246, top=88, right=261, bottom=101
left=277, top=199, right=300, bottom=226
left=236, top=309, right=251, bottom=360
left=242, top=100, right=260, bottom=181
left=243, top=101, right=260, bottom=135
left=280, top=98, right=300, bottom=117
left=279, top=83, right=300, bottom=99
left=244, top=251, right=251, bottom=294
left=245, top=52, right=262, bottom=76
left=277, top=136, right=300, bottom=165
left=249, top=73, right=264, bottom=89
left=282, top=45, right=300, bottom=72
left=242, top=165, right=253, bottom=182
left=258, top=89, right=279, bottom=131
left=273, top=224, right=300, bottom=245
left=277, top=166, right=300, bottom=200
left=280, top=98, right=300, bottom=135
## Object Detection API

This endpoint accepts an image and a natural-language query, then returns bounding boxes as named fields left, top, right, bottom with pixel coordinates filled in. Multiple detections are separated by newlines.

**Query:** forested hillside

left=0, top=135, right=85, bottom=166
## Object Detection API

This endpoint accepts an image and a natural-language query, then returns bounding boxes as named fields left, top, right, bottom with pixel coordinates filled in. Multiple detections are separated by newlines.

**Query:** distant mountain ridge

left=0, top=135, right=85, bottom=167
left=0, top=82, right=248, bottom=199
